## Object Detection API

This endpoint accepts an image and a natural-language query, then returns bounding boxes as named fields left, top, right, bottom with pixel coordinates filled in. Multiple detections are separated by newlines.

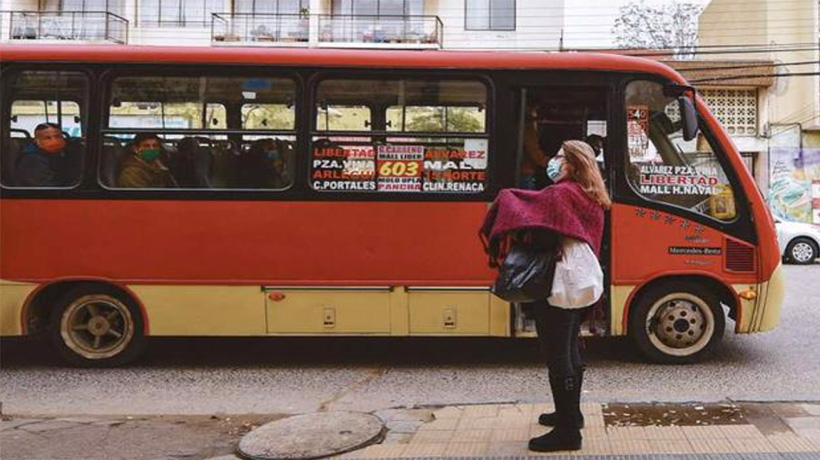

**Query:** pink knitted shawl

left=479, top=181, right=605, bottom=262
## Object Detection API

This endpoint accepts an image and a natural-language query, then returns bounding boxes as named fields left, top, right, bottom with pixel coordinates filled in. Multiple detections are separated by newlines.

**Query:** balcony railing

left=318, top=15, right=442, bottom=48
left=4, top=10, right=128, bottom=44
left=211, top=13, right=443, bottom=49
left=212, top=13, right=309, bottom=45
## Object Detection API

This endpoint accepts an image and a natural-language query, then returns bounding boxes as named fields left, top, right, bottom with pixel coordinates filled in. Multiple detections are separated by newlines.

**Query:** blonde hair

left=561, top=139, right=612, bottom=210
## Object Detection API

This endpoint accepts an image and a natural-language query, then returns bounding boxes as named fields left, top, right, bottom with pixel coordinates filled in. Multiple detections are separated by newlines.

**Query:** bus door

left=512, top=85, right=612, bottom=336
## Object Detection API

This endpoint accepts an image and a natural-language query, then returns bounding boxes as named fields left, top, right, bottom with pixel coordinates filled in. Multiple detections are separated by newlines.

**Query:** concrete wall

left=436, top=0, right=563, bottom=50
left=700, top=0, right=820, bottom=131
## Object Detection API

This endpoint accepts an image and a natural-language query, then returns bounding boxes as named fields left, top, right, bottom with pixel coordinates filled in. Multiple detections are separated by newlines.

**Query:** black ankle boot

left=529, top=374, right=583, bottom=452
left=538, top=370, right=585, bottom=428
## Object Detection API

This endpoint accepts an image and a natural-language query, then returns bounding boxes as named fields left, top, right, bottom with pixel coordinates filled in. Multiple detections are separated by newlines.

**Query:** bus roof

left=0, top=45, right=685, bottom=83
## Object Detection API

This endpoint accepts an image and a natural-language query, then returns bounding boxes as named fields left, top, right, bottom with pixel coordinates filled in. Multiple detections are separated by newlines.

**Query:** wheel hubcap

left=645, top=292, right=715, bottom=357
left=792, top=242, right=815, bottom=263
left=61, top=295, right=134, bottom=360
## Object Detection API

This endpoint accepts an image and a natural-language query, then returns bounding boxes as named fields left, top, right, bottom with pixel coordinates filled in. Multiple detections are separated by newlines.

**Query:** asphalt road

left=1, top=264, right=819, bottom=417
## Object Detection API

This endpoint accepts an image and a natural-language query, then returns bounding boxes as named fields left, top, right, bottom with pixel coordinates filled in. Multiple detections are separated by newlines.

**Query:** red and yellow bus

left=0, top=45, right=784, bottom=366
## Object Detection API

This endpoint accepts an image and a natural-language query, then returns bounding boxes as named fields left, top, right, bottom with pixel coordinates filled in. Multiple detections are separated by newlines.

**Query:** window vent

left=725, top=239, right=755, bottom=272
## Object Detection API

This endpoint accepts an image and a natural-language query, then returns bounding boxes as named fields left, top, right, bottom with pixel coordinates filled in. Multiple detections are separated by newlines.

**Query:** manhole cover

left=237, top=412, right=384, bottom=460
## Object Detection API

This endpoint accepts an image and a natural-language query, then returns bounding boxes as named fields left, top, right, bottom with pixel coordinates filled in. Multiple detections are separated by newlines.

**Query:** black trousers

left=532, top=302, right=590, bottom=378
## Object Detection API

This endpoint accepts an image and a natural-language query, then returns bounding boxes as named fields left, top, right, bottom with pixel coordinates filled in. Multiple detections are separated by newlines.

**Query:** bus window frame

left=0, top=65, right=93, bottom=192
left=98, top=65, right=304, bottom=193
left=306, top=70, right=496, bottom=200
left=613, top=75, right=757, bottom=245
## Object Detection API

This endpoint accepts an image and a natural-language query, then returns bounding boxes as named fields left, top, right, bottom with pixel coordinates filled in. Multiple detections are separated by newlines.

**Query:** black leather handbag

left=491, top=232, right=560, bottom=303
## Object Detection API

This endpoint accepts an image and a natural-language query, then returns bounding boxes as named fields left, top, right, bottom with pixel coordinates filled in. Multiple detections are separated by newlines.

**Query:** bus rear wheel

left=49, top=285, right=146, bottom=367
left=628, top=281, right=724, bottom=364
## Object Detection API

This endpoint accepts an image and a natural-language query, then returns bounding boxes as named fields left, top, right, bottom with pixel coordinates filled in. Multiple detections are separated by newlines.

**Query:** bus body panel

left=0, top=199, right=495, bottom=285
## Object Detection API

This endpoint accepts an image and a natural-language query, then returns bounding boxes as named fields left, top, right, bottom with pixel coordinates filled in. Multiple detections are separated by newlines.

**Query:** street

left=1, top=264, right=819, bottom=417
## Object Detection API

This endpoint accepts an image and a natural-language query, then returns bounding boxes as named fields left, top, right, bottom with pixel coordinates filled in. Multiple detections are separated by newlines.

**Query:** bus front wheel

left=49, top=285, right=146, bottom=367
left=628, top=281, right=725, bottom=364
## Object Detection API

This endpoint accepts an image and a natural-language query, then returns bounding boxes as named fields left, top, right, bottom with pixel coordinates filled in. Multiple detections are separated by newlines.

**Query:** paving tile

left=582, top=425, right=608, bottom=440
left=771, top=403, right=811, bottom=418
left=461, top=404, right=500, bottom=418
left=350, top=444, right=408, bottom=459
left=409, top=430, right=454, bottom=444
left=431, top=406, right=462, bottom=420
left=493, top=416, right=531, bottom=428
left=457, top=416, right=498, bottom=430
left=530, top=403, right=555, bottom=416
left=608, top=439, right=652, bottom=454
left=584, top=414, right=606, bottom=427
left=489, top=426, right=532, bottom=442
left=728, top=436, right=778, bottom=453
left=399, top=442, right=448, bottom=457
left=606, top=426, right=647, bottom=440
left=688, top=438, right=736, bottom=454
left=450, top=428, right=491, bottom=443
left=0, top=420, right=43, bottom=431
left=682, top=425, right=728, bottom=440
left=442, top=441, right=489, bottom=456
left=643, top=426, right=687, bottom=440
left=800, top=404, right=820, bottom=417
left=580, top=402, right=603, bottom=415
left=647, top=439, right=695, bottom=454
left=786, top=417, right=820, bottom=430
left=416, top=417, right=459, bottom=431
left=767, top=433, right=819, bottom=452
left=573, top=438, right=612, bottom=455
left=793, top=428, right=820, bottom=439
left=530, top=423, right=550, bottom=437
left=386, top=420, right=424, bottom=434
left=719, top=424, right=765, bottom=439
left=486, top=440, right=531, bottom=456
left=498, top=405, right=530, bottom=419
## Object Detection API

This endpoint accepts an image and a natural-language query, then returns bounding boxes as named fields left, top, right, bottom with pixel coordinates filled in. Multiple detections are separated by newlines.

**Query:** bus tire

left=628, top=281, right=725, bottom=364
left=786, top=237, right=818, bottom=265
left=49, top=285, right=146, bottom=367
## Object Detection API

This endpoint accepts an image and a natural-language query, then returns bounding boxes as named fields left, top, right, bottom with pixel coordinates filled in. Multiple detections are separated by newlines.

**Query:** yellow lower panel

left=131, top=285, right=266, bottom=336
left=0, top=281, right=36, bottom=336
left=731, top=283, right=759, bottom=333
left=266, top=290, right=392, bottom=334
left=609, top=285, right=635, bottom=336
left=408, top=291, right=490, bottom=335
left=757, top=263, right=785, bottom=332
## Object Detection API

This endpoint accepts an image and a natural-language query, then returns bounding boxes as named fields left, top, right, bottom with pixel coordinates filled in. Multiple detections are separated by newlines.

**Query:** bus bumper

left=755, top=262, right=785, bottom=332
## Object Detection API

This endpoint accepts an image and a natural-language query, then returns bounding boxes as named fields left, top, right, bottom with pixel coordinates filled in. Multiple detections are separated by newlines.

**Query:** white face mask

left=546, top=156, right=565, bottom=182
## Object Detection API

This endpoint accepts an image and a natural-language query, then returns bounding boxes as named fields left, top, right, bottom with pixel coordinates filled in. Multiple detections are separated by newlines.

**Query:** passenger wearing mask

left=521, top=105, right=550, bottom=190
left=481, top=140, right=610, bottom=453
left=117, top=133, right=177, bottom=188
left=239, top=138, right=290, bottom=189
left=15, top=123, right=82, bottom=187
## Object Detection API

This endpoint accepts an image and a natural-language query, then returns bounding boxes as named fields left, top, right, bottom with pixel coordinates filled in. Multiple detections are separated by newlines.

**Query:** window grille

left=700, top=88, right=758, bottom=136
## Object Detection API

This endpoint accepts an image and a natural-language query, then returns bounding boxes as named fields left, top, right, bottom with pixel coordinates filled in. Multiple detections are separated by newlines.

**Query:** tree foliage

left=612, top=1, right=703, bottom=58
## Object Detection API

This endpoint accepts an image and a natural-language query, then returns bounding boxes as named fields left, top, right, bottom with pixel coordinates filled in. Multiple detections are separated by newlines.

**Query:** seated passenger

left=15, top=122, right=82, bottom=187
left=238, top=138, right=290, bottom=189
left=117, top=133, right=177, bottom=188
left=171, top=137, right=212, bottom=188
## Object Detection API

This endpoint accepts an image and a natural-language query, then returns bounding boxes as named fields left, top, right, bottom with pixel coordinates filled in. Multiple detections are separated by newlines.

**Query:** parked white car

left=775, top=218, right=820, bottom=264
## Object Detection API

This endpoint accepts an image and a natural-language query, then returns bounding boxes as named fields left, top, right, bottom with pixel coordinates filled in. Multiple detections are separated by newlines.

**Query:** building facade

left=698, top=0, right=820, bottom=224
left=0, top=0, right=564, bottom=50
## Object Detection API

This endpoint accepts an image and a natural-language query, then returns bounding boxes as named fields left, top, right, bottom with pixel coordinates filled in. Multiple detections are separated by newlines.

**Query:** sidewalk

left=2, top=401, right=819, bottom=460
left=335, top=401, right=820, bottom=459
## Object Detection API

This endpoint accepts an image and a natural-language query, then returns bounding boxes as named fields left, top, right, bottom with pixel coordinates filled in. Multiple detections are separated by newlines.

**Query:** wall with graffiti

left=769, top=147, right=820, bottom=224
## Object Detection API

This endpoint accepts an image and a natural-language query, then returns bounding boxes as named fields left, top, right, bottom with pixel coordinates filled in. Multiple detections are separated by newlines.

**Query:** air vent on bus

left=725, top=239, right=755, bottom=272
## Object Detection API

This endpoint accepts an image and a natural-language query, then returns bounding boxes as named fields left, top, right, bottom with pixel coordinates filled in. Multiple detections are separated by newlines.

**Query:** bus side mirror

left=678, top=95, right=698, bottom=141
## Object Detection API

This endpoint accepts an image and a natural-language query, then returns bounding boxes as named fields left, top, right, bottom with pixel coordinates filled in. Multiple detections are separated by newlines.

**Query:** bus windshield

left=625, top=80, right=738, bottom=222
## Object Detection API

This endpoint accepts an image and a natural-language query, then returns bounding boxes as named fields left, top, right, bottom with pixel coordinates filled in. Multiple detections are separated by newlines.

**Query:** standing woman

left=480, top=139, right=610, bottom=452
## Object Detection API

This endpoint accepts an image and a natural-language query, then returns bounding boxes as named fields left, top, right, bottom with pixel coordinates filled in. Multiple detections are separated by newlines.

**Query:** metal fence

left=211, top=13, right=443, bottom=48
left=317, top=15, right=442, bottom=47
left=212, top=13, right=309, bottom=44
left=4, top=10, right=128, bottom=44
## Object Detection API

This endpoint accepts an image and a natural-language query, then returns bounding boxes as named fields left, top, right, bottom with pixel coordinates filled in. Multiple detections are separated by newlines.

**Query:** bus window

left=311, top=78, right=488, bottom=194
left=316, top=105, right=371, bottom=131
left=625, top=80, right=737, bottom=222
left=103, top=75, right=297, bottom=190
left=1, top=71, right=87, bottom=188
